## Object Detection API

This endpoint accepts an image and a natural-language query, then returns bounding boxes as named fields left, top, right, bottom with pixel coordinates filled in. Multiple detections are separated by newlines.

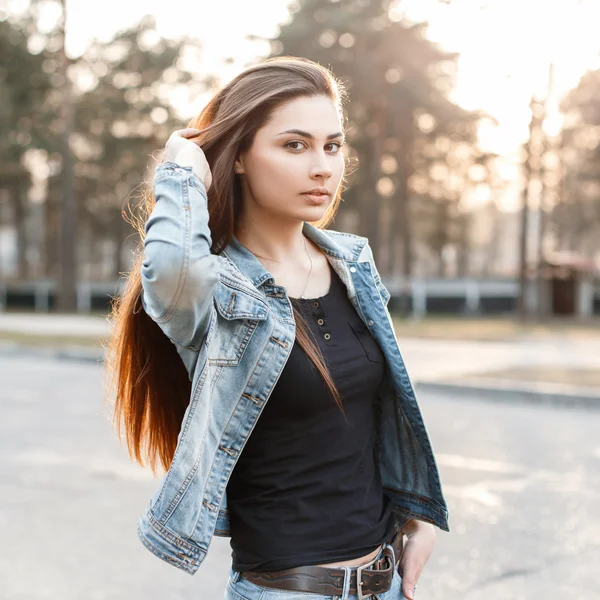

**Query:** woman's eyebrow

left=276, top=129, right=344, bottom=140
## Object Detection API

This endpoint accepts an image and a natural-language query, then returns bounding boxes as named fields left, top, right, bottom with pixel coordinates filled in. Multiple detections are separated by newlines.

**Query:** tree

left=556, top=69, right=600, bottom=259
left=0, top=14, right=53, bottom=280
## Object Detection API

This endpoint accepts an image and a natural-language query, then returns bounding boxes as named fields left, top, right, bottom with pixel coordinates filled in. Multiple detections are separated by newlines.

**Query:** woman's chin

left=300, top=208, right=329, bottom=223
left=303, top=201, right=331, bottom=216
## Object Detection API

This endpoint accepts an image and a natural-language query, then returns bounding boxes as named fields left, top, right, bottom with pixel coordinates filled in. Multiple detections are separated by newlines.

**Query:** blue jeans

left=224, top=543, right=405, bottom=600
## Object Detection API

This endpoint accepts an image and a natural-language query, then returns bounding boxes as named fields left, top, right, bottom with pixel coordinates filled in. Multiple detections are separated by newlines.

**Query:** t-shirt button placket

left=310, top=299, right=331, bottom=341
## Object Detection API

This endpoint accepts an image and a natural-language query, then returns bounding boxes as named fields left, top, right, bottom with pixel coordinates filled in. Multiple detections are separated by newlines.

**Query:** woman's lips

left=302, top=192, right=329, bottom=203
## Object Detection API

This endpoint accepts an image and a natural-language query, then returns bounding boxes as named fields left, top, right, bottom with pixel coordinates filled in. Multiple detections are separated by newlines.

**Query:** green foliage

left=0, top=18, right=52, bottom=172
left=0, top=8, right=211, bottom=280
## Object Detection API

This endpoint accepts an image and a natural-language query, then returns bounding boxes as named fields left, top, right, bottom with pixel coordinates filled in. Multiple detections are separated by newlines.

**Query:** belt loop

left=340, top=565, right=352, bottom=600
left=385, top=541, right=395, bottom=565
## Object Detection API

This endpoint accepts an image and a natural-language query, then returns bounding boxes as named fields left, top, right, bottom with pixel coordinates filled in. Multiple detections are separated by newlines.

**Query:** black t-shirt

left=226, top=262, right=396, bottom=572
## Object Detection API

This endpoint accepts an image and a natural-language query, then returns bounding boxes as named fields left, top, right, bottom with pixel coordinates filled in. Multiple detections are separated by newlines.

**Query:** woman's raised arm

left=140, top=130, right=219, bottom=349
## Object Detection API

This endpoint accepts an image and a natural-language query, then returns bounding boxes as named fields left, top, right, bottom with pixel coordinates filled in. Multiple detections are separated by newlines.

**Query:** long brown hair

left=105, top=56, right=351, bottom=475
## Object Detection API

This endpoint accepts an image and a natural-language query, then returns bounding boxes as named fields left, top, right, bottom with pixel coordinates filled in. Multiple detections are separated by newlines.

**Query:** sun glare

left=401, top=0, right=600, bottom=155
left=8, top=0, right=600, bottom=178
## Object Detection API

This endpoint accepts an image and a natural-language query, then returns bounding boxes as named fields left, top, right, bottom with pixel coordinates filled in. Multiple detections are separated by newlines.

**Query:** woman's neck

left=235, top=218, right=308, bottom=265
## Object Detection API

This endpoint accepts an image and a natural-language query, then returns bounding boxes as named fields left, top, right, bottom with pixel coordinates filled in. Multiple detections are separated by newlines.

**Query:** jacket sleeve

left=140, top=161, right=220, bottom=349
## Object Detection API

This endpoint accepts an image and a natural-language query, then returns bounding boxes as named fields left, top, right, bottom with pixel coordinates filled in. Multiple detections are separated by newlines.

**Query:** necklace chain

left=240, top=233, right=313, bottom=299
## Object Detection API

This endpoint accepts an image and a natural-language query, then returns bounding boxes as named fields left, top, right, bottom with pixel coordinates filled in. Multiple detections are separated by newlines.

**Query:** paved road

left=1, top=355, right=599, bottom=600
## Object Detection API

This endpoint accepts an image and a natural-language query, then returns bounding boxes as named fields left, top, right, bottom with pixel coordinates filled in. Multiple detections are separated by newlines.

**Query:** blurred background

left=1, top=0, right=600, bottom=319
left=1, top=1, right=599, bottom=599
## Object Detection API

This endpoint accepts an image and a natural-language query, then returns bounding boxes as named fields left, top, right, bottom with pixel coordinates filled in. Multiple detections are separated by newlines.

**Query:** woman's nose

left=310, top=156, right=333, bottom=179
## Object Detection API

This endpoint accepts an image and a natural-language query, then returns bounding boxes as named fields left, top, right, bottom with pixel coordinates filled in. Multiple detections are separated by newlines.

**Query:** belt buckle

left=355, top=547, right=385, bottom=600
left=357, top=545, right=394, bottom=600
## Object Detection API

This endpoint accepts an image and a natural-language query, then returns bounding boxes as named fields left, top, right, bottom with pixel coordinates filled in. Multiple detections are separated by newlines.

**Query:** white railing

left=0, top=278, right=599, bottom=317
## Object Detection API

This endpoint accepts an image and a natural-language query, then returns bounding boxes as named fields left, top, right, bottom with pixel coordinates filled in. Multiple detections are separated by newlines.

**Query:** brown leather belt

left=242, top=529, right=404, bottom=599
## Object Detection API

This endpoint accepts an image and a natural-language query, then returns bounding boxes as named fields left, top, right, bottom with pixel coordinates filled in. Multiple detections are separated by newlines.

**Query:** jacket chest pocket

left=207, top=282, right=269, bottom=367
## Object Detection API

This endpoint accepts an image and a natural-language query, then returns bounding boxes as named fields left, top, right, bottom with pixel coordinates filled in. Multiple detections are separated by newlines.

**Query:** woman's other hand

left=398, top=519, right=436, bottom=600
left=162, top=128, right=213, bottom=192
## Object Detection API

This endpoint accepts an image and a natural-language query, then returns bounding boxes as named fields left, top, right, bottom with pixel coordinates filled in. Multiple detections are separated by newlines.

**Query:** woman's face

left=234, top=95, right=345, bottom=223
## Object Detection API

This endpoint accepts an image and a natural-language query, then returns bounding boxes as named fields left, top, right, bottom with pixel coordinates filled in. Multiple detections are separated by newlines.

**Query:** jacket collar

left=220, top=221, right=365, bottom=289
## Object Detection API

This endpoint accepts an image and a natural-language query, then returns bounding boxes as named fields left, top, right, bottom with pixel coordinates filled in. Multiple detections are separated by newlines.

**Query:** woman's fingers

left=398, top=523, right=436, bottom=599
left=401, top=569, right=419, bottom=600
left=162, top=129, right=212, bottom=190
left=174, top=128, right=201, bottom=137
left=399, top=545, right=422, bottom=600
left=168, top=129, right=202, bottom=146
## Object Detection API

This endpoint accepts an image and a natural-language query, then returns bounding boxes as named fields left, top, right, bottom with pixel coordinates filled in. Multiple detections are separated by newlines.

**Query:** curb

left=0, top=342, right=105, bottom=364
left=415, top=378, right=600, bottom=410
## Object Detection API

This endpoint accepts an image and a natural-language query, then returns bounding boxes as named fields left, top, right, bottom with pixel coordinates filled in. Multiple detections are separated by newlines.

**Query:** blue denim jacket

left=137, top=161, right=449, bottom=575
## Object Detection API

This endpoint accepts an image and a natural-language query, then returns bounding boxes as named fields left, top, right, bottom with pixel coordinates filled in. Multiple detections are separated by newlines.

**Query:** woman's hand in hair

left=162, top=128, right=213, bottom=192
left=398, top=519, right=436, bottom=599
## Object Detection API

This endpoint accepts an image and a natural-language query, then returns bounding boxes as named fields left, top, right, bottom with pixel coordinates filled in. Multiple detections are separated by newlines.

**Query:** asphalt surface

left=1, top=355, right=599, bottom=600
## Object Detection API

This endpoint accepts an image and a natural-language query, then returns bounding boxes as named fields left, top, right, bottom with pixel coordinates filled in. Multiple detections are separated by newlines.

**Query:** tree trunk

left=56, top=0, right=78, bottom=311
left=10, top=185, right=28, bottom=280
left=390, top=102, right=415, bottom=315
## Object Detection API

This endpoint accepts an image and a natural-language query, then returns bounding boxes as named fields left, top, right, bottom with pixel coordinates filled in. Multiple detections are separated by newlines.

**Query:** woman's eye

left=285, top=141, right=344, bottom=153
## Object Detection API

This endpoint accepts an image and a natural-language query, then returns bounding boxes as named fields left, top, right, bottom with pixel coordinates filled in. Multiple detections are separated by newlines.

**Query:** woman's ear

left=234, top=158, right=245, bottom=175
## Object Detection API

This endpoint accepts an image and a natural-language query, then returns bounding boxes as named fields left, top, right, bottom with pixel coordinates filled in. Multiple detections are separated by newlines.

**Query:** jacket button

left=349, top=266, right=357, bottom=273
left=368, top=320, right=374, bottom=326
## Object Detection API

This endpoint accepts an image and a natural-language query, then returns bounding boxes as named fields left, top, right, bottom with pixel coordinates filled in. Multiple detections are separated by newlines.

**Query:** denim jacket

left=137, top=161, right=450, bottom=575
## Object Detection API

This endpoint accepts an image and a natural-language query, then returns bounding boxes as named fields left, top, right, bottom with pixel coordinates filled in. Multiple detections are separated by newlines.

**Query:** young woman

left=107, top=56, right=449, bottom=600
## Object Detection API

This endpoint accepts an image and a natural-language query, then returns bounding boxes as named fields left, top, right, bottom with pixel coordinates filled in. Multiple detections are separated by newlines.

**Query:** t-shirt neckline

left=289, top=263, right=337, bottom=303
